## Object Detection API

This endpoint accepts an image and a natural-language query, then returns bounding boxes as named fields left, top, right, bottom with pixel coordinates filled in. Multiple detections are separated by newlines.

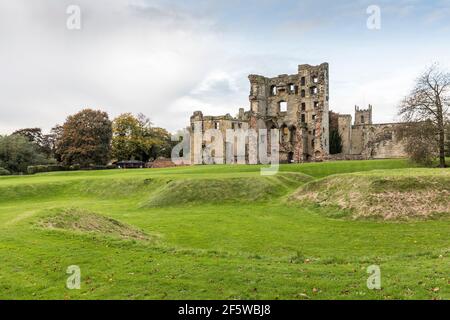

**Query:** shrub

left=69, top=164, right=81, bottom=171
left=85, top=164, right=116, bottom=170
left=0, top=134, right=48, bottom=173
left=27, top=165, right=66, bottom=175
left=0, top=167, right=11, bottom=176
left=27, top=163, right=116, bottom=174
left=396, top=122, right=440, bottom=167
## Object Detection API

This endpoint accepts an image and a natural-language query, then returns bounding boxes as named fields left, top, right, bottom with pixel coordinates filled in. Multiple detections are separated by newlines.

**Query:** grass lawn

left=0, top=159, right=448, bottom=300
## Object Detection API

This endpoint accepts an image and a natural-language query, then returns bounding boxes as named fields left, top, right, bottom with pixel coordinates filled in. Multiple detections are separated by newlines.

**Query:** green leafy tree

left=49, top=125, right=64, bottom=162
left=13, top=127, right=54, bottom=158
left=56, top=109, right=112, bottom=166
left=112, top=113, right=143, bottom=161
left=329, top=129, right=343, bottom=155
left=148, top=127, right=175, bottom=160
left=13, top=128, right=44, bottom=145
left=0, top=134, right=48, bottom=173
left=112, top=113, right=174, bottom=162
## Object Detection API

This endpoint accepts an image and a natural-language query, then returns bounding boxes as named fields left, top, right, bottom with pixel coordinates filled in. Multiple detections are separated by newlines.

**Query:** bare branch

left=397, top=63, right=450, bottom=167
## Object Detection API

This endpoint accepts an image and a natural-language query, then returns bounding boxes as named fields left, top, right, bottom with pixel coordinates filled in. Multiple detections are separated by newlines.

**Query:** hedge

left=27, top=164, right=117, bottom=174
left=0, top=167, right=11, bottom=176
left=27, top=165, right=67, bottom=175
left=87, top=164, right=117, bottom=170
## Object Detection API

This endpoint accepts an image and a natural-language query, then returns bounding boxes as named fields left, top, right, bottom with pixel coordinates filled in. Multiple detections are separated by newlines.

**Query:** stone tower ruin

left=248, top=63, right=330, bottom=162
left=354, top=105, right=373, bottom=125
left=188, top=62, right=406, bottom=164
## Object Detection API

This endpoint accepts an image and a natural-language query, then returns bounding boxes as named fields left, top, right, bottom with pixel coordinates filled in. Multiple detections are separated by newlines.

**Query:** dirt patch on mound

left=362, top=190, right=450, bottom=219
left=149, top=157, right=178, bottom=168
left=290, top=169, right=450, bottom=220
left=39, top=209, right=149, bottom=240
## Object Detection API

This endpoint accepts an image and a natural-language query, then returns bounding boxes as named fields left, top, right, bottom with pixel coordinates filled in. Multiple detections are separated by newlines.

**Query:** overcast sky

left=1, top=0, right=449, bottom=134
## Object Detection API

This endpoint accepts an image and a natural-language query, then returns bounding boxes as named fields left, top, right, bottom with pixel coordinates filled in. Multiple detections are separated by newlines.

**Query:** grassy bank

left=0, top=159, right=448, bottom=299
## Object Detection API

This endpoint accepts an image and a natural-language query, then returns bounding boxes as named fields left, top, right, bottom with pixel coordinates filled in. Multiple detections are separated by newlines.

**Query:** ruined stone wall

left=248, top=63, right=330, bottom=162
left=350, top=125, right=364, bottom=155
left=338, top=114, right=352, bottom=155
left=189, top=111, right=250, bottom=164
left=188, top=63, right=406, bottom=165
left=350, top=123, right=406, bottom=159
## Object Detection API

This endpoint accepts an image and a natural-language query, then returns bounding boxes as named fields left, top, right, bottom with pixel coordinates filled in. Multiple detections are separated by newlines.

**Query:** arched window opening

left=289, top=84, right=297, bottom=94
left=279, top=101, right=287, bottom=113
left=271, top=85, right=277, bottom=96
left=301, top=77, right=306, bottom=86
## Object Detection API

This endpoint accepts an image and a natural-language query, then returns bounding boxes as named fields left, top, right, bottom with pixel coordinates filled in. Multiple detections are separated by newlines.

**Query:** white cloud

left=0, top=0, right=449, bottom=134
left=0, top=0, right=229, bottom=133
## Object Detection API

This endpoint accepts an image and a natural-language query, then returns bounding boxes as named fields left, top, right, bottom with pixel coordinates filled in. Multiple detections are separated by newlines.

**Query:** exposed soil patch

left=39, top=208, right=149, bottom=240
left=290, top=169, right=450, bottom=220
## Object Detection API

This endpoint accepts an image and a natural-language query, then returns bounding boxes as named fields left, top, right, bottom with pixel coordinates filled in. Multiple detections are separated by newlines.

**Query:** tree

left=328, top=111, right=343, bottom=155
left=112, top=113, right=173, bottom=162
left=397, top=121, right=439, bottom=166
left=445, top=121, right=450, bottom=157
left=329, top=129, right=343, bottom=155
left=148, top=127, right=175, bottom=160
left=57, top=109, right=112, bottom=166
left=13, top=127, right=54, bottom=158
left=13, top=128, right=44, bottom=145
left=0, top=134, right=48, bottom=173
left=111, top=113, right=143, bottom=161
left=49, top=125, right=64, bottom=162
left=398, top=64, right=450, bottom=167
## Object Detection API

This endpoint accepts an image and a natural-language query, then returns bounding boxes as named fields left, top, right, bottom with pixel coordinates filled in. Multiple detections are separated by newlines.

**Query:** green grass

left=0, top=158, right=448, bottom=300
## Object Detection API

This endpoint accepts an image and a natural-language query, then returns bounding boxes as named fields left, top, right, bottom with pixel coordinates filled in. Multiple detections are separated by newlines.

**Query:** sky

left=0, top=0, right=449, bottom=134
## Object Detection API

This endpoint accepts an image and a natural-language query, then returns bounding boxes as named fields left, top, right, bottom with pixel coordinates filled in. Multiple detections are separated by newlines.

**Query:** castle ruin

left=189, top=63, right=406, bottom=164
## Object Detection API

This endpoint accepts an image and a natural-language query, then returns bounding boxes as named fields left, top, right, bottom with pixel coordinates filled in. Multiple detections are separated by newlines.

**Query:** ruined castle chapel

left=189, top=63, right=406, bottom=164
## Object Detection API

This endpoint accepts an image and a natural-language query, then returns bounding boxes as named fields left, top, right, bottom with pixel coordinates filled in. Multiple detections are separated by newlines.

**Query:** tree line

left=0, top=109, right=176, bottom=175
left=0, top=64, right=449, bottom=175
